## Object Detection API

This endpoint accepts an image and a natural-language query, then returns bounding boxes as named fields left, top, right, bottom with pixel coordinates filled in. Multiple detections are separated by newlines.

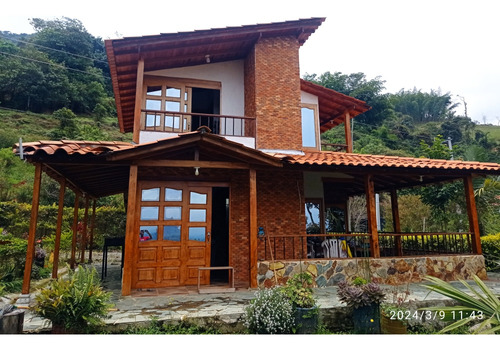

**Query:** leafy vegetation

left=421, top=275, right=500, bottom=334
left=32, top=265, right=112, bottom=333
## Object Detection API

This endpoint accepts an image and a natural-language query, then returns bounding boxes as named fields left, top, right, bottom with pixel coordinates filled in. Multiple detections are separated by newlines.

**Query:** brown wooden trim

left=52, top=179, right=66, bottom=279
left=464, top=175, right=482, bottom=254
left=80, top=196, right=90, bottom=263
left=133, top=58, right=144, bottom=143
left=88, top=199, right=97, bottom=263
left=144, top=75, right=222, bottom=90
left=137, top=160, right=250, bottom=169
left=364, top=174, right=380, bottom=258
left=70, top=192, right=80, bottom=269
left=249, top=168, right=258, bottom=288
left=122, top=165, right=138, bottom=295
left=22, top=163, right=42, bottom=294
left=344, top=111, right=353, bottom=153
left=390, top=189, right=403, bottom=256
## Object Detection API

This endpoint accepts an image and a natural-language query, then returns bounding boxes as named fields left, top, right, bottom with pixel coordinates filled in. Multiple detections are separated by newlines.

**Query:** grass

left=476, top=125, right=500, bottom=142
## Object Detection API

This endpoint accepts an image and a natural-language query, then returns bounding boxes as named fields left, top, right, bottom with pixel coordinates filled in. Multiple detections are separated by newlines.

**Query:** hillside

left=0, top=108, right=132, bottom=148
left=476, top=125, right=500, bottom=143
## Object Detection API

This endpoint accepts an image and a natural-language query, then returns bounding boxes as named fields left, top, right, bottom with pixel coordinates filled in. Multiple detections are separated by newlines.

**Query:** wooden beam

left=464, top=175, right=482, bottom=254
left=390, top=189, right=403, bottom=256
left=70, top=192, right=80, bottom=269
left=122, top=165, right=138, bottom=296
left=249, top=168, right=258, bottom=288
left=137, top=160, right=250, bottom=169
left=22, top=163, right=42, bottom=294
left=133, top=58, right=144, bottom=144
left=52, top=179, right=66, bottom=279
left=344, top=111, right=353, bottom=153
left=88, top=199, right=97, bottom=263
left=80, top=196, right=90, bottom=264
left=364, top=174, right=380, bottom=258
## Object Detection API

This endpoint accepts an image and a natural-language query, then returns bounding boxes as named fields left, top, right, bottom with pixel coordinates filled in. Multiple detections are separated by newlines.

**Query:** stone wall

left=257, top=255, right=487, bottom=287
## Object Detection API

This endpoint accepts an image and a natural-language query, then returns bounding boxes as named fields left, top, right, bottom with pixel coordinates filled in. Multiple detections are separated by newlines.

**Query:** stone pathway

left=4, top=258, right=500, bottom=333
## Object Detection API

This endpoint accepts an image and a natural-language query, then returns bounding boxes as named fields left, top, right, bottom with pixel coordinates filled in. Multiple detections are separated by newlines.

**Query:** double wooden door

left=134, top=182, right=212, bottom=288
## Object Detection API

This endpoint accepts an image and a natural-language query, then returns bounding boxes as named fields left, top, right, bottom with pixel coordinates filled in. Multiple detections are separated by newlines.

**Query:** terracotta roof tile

left=15, top=140, right=135, bottom=157
left=284, top=151, right=500, bottom=172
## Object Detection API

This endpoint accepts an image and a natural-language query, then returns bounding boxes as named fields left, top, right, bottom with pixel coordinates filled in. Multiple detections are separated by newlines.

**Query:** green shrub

left=244, top=287, right=294, bottom=334
left=283, top=272, right=316, bottom=308
left=481, top=233, right=500, bottom=271
left=32, top=265, right=112, bottom=333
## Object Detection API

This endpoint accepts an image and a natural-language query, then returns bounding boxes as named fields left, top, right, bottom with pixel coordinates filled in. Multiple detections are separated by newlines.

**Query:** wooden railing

left=141, top=109, right=256, bottom=137
left=258, top=232, right=474, bottom=261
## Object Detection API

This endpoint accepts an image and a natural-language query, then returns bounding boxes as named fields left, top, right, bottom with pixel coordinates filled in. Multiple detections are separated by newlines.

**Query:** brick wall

left=230, top=168, right=305, bottom=287
left=245, top=36, right=302, bottom=151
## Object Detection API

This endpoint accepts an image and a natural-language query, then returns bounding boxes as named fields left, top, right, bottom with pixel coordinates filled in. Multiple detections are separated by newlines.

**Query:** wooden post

left=52, top=179, right=66, bottom=279
left=464, top=176, right=482, bottom=255
left=122, top=165, right=138, bottom=296
left=80, top=196, right=90, bottom=264
left=365, top=174, right=380, bottom=258
left=249, top=168, right=258, bottom=288
left=344, top=111, right=353, bottom=153
left=88, top=199, right=97, bottom=263
left=70, top=192, right=80, bottom=269
left=21, top=163, right=42, bottom=295
left=390, top=189, right=403, bottom=256
left=133, top=58, right=144, bottom=144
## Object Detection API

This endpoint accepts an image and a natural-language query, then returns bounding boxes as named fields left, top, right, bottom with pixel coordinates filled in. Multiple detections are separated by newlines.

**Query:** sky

left=2, top=0, right=499, bottom=124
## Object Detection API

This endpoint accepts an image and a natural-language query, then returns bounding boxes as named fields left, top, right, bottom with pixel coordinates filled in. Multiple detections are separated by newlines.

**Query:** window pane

left=141, top=188, right=160, bottom=201
left=146, top=113, right=160, bottom=127
left=166, top=87, right=181, bottom=98
left=147, top=86, right=162, bottom=96
left=189, top=209, right=206, bottom=222
left=301, top=107, right=317, bottom=148
left=189, top=227, right=205, bottom=242
left=146, top=99, right=161, bottom=111
left=139, top=226, right=157, bottom=241
left=166, top=101, right=180, bottom=112
left=165, top=188, right=182, bottom=201
left=163, top=225, right=181, bottom=241
left=140, top=206, right=159, bottom=220
left=190, top=192, right=207, bottom=204
left=164, top=206, right=182, bottom=220
left=305, top=202, right=321, bottom=234
left=165, top=115, right=180, bottom=129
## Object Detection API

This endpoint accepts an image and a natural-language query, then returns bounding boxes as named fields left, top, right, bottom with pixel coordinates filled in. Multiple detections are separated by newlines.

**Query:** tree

left=303, top=71, right=394, bottom=125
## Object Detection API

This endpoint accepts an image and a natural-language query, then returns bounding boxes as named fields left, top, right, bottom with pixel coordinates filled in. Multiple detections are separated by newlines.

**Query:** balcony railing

left=141, top=109, right=256, bottom=137
left=258, top=232, right=473, bottom=261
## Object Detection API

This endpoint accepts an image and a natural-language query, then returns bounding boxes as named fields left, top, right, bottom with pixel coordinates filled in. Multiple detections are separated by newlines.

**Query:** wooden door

left=134, top=182, right=211, bottom=288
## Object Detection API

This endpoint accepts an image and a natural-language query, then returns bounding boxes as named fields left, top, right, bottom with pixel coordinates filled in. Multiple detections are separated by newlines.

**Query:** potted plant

left=337, top=277, right=385, bottom=334
left=32, top=265, right=112, bottom=333
left=380, top=285, right=410, bottom=334
left=283, top=272, right=318, bottom=334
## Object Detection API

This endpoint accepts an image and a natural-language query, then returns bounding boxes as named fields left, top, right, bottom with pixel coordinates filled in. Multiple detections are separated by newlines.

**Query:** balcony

left=140, top=109, right=256, bottom=146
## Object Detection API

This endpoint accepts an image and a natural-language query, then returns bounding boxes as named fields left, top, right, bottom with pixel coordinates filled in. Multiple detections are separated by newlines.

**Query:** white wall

left=301, top=91, right=319, bottom=105
left=148, top=60, right=245, bottom=116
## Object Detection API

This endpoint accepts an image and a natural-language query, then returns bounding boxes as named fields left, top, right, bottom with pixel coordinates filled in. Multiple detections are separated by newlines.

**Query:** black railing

left=141, top=109, right=256, bottom=137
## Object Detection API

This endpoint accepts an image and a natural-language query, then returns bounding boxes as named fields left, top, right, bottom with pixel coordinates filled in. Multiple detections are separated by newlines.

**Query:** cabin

left=15, top=18, right=500, bottom=297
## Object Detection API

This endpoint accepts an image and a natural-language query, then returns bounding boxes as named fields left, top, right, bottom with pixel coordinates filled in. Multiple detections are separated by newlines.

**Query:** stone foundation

left=257, top=255, right=487, bottom=287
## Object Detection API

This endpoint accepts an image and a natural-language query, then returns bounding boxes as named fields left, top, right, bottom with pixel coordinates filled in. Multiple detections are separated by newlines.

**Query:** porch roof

left=300, top=79, right=371, bottom=132
left=105, top=18, right=326, bottom=133
left=281, top=150, right=500, bottom=196
left=13, top=131, right=282, bottom=198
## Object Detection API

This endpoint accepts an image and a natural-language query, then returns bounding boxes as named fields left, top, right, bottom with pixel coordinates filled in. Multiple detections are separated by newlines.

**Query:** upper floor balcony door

left=140, top=76, right=254, bottom=145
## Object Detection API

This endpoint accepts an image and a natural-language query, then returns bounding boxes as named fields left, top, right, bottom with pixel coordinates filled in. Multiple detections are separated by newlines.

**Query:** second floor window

left=301, top=104, right=319, bottom=149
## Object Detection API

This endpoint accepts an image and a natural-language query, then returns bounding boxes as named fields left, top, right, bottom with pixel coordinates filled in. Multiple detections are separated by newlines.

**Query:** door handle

left=207, top=231, right=211, bottom=243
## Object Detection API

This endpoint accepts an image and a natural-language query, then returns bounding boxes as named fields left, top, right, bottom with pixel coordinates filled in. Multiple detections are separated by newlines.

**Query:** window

left=305, top=199, right=323, bottom=234
left=301, top=104, right=319, bottom=149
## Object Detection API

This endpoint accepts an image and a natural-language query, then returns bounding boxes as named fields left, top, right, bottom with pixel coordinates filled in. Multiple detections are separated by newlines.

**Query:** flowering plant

left=337, top=278, right=385, bottom=309
left=244, top=287, right=294, bottom=334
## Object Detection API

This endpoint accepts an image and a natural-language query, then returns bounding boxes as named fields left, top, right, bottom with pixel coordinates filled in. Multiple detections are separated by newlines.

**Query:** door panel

left=133, top=182, right=212, bottom=288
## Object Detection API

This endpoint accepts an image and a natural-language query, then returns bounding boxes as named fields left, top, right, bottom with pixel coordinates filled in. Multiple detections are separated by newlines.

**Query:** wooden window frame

left=301, top=103, right=320, bottom=151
